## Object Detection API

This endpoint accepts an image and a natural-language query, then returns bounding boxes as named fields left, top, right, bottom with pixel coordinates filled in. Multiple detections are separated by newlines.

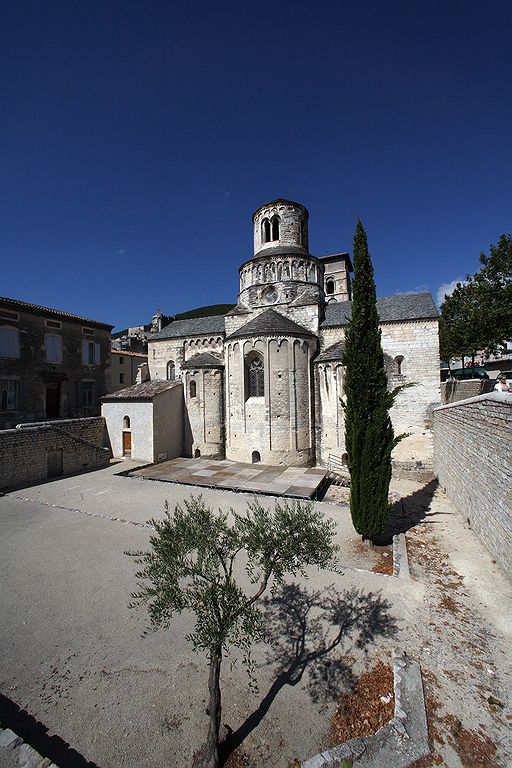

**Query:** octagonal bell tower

left=253, top=199, right=309, bottom=256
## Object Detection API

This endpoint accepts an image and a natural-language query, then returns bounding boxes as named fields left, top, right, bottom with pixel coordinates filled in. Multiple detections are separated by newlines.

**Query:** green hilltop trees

left=440, top=234, right=512, bottom=364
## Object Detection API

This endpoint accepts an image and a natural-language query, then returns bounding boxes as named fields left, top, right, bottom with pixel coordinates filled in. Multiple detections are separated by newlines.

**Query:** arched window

left=394, top=355, right=404, bottom=376
left=166, top=360, right=175, bottom=380
left=252, top=450, right=261, bottom=464
left=262, top=218, right=271, bottom=243
left=189, top=380, right=197, bottom=398
left=271, top=215, right=280, bottom=241
left=326, top=279, right=335, bottom=295
left=246, top=353, right=264, bottom=398
left=123, top=415, right=130, bottom=429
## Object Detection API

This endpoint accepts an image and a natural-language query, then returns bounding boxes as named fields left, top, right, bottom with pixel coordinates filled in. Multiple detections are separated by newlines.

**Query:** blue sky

left=1, top=0, right=511, bottom=331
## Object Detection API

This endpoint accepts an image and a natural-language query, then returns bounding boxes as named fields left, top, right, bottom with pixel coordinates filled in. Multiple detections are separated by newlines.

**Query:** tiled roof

left=225, top=303, right=252, bottom=316
left=150, top=315, right=226, bottom=340
left=321, top=292, right=438, bottom=327
left=314, top=340, right=346, bottom=363
left=102, top=379, right=181, bottom=401
left=226, top=309, right=314, bottom=339
left=181, top=352, right=225, bottom=369
left=0, top=296, right=114, bottom=329
left=110, top=349, right=148, bottom=358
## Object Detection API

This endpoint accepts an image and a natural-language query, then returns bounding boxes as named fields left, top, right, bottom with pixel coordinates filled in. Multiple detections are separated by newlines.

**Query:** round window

left=263, top=286, right=278, bottom=304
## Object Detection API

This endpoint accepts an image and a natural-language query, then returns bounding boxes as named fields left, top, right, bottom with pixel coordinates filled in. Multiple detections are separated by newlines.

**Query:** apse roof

left=226, top=308, right=313, bottom=339
left=321, top=292, right=438, bottom=328
left=314, top=340, right=346, bottom=363
left=181, top=352, right=225, bottom=368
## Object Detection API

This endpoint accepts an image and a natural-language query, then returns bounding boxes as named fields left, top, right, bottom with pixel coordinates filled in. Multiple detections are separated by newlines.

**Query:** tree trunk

left=203, top=648, right=222, bottom=768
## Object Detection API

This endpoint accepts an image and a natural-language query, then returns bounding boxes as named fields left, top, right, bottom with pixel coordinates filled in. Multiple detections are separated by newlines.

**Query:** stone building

left=104, top=200, right=440, bottom=467
left=0, top=297, right=113, bottom=430
left=107, top=348, right=148, bottom=393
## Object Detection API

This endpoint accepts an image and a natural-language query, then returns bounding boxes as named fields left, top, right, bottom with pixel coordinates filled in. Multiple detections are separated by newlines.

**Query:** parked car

left=446, top=366, right=489, bottom=380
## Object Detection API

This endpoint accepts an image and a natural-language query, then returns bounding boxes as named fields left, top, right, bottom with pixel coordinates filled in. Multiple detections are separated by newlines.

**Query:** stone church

left=103, top=199, right=440, bottom=466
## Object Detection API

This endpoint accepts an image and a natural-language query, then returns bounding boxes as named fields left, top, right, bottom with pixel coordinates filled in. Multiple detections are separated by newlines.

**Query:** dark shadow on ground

left=220, top=583, right=397, bottom=764
left=0, top=692, right=100, bottom=767
left=384, top=478, right=439, bottom=540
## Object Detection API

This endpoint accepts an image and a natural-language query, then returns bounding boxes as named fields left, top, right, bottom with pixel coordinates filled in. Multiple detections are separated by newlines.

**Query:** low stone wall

left=441, top=378, right=493, bottom=404
left=0, top=417, right=110, bottom=490
left=433, top=393, right=511, bottom=575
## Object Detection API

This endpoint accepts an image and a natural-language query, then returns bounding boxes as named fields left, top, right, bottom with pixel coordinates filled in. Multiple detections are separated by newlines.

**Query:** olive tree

left=126, top=495, right=338, bottom=768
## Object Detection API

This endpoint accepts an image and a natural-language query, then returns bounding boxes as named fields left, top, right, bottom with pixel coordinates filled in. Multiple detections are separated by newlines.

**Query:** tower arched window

left=166, top=360, right=175, bottom=380
left=262, top=218, right=271, bottom=244
left=271, top=215, right=280, bottom=241
left=326, top=279, right=335, bottom=295
left=189, top=380, right=197, bottom=398
left=123, top=415, right=130, bottom=429
left=245, top=352, right=264, bottom=398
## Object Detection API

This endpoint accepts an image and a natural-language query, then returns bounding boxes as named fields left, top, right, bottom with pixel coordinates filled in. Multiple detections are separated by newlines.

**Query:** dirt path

left=390, top=476, right=512, bottom=768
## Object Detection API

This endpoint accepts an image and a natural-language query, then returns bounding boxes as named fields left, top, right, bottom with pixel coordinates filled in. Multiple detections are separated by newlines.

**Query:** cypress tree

left=342, top=220, right=397, bottom=542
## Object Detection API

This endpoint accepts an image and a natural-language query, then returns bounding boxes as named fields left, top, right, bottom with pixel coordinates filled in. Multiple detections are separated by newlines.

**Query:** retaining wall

left=433, top=393, right=511, bottom=575
left=0, top=417, right=110, bottom=490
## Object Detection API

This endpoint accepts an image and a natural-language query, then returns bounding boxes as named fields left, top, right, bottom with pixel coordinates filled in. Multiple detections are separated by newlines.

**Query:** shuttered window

left=0, top=327, right=20, bottom=358
left=45, top=334, right=62, bottom=363
left=0, top=380, right=18, bottom=410
left=82, top=340, right=101, bottom=364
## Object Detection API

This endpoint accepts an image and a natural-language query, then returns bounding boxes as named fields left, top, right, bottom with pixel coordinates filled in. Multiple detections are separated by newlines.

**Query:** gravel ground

left=0, top=462, right=510, bottom=767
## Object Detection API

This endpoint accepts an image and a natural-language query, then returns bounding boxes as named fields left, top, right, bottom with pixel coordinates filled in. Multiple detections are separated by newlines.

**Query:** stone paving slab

left=128, top=457, right=328, bottom=499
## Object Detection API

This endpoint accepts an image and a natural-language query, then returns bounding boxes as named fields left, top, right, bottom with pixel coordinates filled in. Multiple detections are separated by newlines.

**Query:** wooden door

left=47, top=448, right=63, bottom=478
left=123, top=431, right=132, bottom=457
left=45, top=382, right=60, bottom=418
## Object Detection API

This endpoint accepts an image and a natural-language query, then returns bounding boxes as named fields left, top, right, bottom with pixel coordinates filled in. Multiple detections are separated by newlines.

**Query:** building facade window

left=0, top=326, right=20, bottom=358
left=119, top=373, right=124, bottom=384
left=0, top=380, right=18, bottom=410
left=394, top=355, right=404, bottom=375
left=189, top=380, right=197, bottom=398
left=45, top=333, right=63, bottom=363
left=82, top=340, right=100, bottom=365
left=262, top=218, right=271, bottom=243
left=123, top=415, right=130, bottom=429
left=325, top=279, right=334, bottom=295
left=82, top=381, right=95, bottom=407
left=119, top=356, right=124, bottom=365
left=246, top=353, right=264, bottom=398
left=167, top=360, right=176, bottom=380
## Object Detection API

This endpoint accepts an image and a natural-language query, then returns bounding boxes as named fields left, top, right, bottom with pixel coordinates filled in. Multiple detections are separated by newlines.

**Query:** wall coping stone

left=433, top=391, right=511, bottom=413
left=301, top=655, right=429, bottom=767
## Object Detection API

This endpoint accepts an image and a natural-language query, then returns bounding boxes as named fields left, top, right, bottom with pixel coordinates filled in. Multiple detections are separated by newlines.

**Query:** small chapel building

left=102, top=199, right=440, bottom=466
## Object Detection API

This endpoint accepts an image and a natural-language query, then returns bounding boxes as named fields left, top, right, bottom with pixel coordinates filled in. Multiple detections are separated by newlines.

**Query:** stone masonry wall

left=0, top=417, right=109, bottom=490
left=433, top=393, right=511, bottom=575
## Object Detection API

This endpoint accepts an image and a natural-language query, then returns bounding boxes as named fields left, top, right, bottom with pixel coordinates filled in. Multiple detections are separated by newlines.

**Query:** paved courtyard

left=1, top=461, right=511, bottom=767
left=129, top=456, right=328, bottom=498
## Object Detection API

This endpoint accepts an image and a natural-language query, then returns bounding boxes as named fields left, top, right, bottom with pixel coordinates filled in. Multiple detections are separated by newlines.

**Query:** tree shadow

left=0, top=692, right=100, bottom=767
left=385, top=478, right=439, bottom=539
left=220, top=583, right=397, bottom=764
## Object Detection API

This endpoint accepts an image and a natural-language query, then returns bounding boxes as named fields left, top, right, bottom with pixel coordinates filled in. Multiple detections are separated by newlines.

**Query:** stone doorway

left=45, top=382, right=60, bottom=418
left=123, top=431, right=132, bottom=457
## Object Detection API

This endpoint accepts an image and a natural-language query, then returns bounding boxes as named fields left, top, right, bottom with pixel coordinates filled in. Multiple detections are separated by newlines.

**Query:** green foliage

left=126, top=495, right=338, bottom=669
left=342, top=221, right=402, bottom=541
left=439, top=234, right=512, bottom=360
left=173, top=304, right=236, bottom=320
